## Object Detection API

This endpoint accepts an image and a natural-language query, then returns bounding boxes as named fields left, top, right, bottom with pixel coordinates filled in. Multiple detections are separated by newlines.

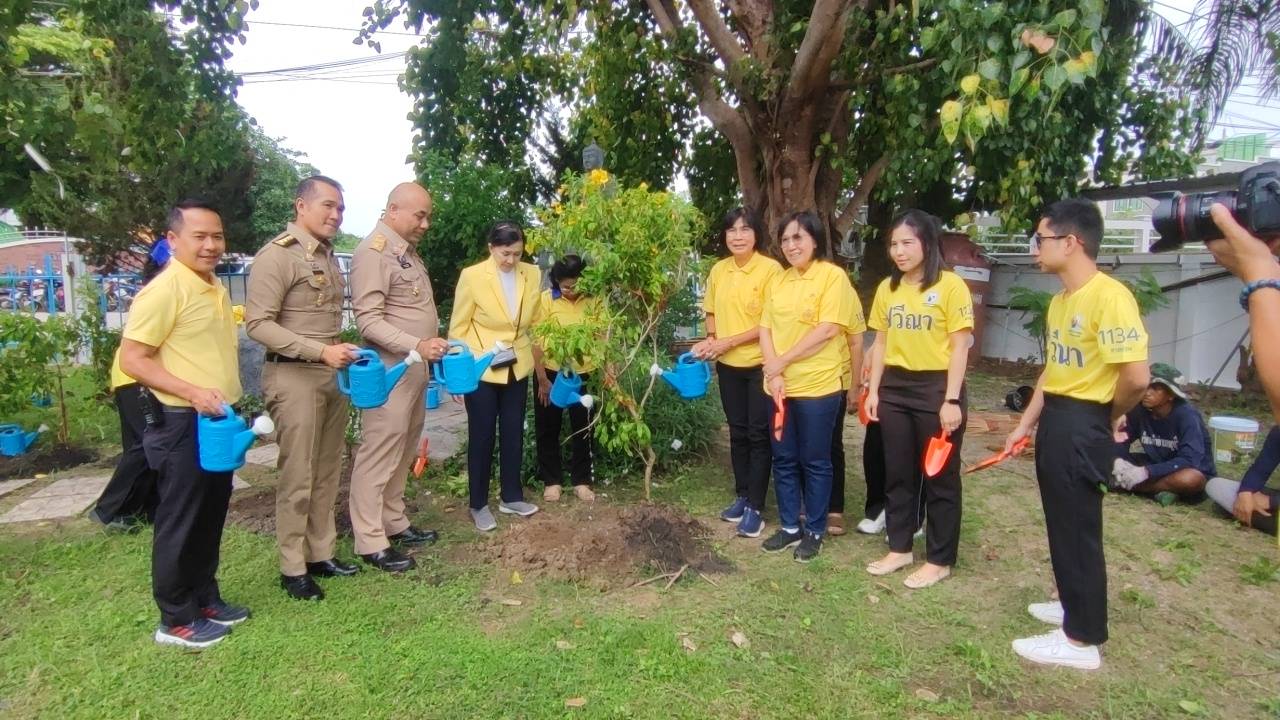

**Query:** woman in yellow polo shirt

left=449, top=221, right=544, bottom=532
left=865, top=209, right=974, bottom=588
left=89, top=241, right=170, bottom=530
left=532, top=254, right=598, bottom=503
left=758, top=210, right=855, bottom=562
left=691, top=207, right=782, bottom=538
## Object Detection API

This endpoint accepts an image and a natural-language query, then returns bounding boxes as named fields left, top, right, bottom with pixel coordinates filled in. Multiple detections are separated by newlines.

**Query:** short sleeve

left=702, top=263, right=719, bottom=313
left=945, top=275, right=975, bottom=333
left=867, top=279, right=890, bottom=332
left=123, top=277, right=178, bottom=347
left=760, top=275, right=779, bottom=330
left=816, top=266, right=850, bottom=327
left=1096, top=286, right=1148, bottom=364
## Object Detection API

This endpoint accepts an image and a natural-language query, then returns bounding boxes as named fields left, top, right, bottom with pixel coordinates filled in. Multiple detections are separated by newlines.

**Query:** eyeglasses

left=1030, top=232, right=1071, bottom=251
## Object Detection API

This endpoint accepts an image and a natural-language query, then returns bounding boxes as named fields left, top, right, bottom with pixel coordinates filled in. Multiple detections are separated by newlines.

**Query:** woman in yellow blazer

left=449, top=221, right=544, bottom=532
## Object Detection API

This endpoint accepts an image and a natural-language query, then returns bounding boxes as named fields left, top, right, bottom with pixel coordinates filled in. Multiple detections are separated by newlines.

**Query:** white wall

left=980, top=253, right=1248, bottom=388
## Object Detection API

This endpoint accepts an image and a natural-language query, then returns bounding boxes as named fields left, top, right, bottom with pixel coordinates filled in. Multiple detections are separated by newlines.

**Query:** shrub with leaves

left=529, top=170, right=706, bottom=498
left=0, top=313, right=81, bottom=444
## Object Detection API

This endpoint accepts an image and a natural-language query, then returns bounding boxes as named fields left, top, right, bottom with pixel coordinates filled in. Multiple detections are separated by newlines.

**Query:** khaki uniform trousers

left=262, top=362, right=348, bottom=576
left=349, top=360, right=429, bottom=555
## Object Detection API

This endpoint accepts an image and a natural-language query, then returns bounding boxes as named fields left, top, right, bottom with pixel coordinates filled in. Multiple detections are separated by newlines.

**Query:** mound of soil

left=0, top=444, right=96, bottom=480
left=482, top=503, right=734, bottom=584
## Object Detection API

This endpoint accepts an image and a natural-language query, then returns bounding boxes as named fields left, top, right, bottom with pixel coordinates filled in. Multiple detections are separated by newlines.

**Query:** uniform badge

left=800, top=306, right=817, bottom=323
left=272, top=233, right=296, bottom=247
left=924, top=291, right=939, bottom=307
left=1069, top=314, right=1083, bottom=337
left=370, top=234, right=387, bottom=252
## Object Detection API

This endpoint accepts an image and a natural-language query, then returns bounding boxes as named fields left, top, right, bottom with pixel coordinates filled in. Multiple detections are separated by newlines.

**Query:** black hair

left=775, top=210, right=829, bottom=262
left=1041, top=198, right=1103, bottom=259
left=549, top=254, right=586, bottom=290
left=141, top=257, right=165, bottom=284
left=487, top=220, right=525, bottom=247
left=296, top=175, right=343, bottom=201
left=887, top=209, right=945, bottom=291
left=720, top=207, right=769, bottom=255
left=166, top=198, right=220, bottom=233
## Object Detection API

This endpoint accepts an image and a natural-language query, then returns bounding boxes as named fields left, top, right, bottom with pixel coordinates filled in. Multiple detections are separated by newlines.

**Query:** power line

left=244, top=17, right=424, bottom=38
left=236, top=53, right=404, bottom=78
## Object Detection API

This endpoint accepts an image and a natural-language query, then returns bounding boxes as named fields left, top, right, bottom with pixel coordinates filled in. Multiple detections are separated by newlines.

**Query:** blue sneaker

left=736, top=507, right=765, bottom=538
left=719, top=496, right=748, bottom=523
left=154, top=618, right=231, bottom=649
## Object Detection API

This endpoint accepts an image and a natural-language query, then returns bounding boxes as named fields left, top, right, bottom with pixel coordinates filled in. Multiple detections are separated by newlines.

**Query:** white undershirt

left=498, top=268, right=517, bottom=320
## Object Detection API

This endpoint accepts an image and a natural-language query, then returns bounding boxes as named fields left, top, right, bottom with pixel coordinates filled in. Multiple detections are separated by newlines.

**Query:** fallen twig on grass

left=698, top=572, right=719, bottom=587
left=663, top=564, right=689, bottom=590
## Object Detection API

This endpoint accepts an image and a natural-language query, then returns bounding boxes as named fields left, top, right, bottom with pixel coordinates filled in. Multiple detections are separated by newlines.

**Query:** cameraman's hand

left=1207, top=204, right=1280, bottom=283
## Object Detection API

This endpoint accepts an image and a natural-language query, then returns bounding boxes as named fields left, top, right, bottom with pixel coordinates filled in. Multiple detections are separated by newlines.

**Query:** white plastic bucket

left=1208, top=416, right=1260, bottom=464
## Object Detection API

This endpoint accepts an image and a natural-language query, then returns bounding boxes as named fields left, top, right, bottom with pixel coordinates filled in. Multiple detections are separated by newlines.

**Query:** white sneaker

left=856, top=510, right=886, bottom=534
left=471, top=506, right=497, bottom=532
left=1028, top=601, right=1065, bottom=626
left=1011, top=628, right=1101, bottom=670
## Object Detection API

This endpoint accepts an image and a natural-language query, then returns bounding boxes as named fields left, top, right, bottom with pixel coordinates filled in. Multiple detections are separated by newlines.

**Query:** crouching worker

left=1112, top=363, right=1214, bottom=504
left=1207, top=426, right=1279, bottom=536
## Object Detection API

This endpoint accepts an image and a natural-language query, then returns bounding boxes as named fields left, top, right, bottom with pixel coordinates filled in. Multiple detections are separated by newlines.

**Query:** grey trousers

left=1205, top=477, right=1278, bottom=535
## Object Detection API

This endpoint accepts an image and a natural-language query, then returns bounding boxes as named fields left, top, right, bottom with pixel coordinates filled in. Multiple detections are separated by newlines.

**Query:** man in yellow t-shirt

left=1004, top=199, right=1150, bottom=670
left=119, top=199, right=246, bottom=650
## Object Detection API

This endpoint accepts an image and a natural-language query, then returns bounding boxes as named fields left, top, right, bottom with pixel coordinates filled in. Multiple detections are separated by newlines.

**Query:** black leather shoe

left=280, top=573, right=325, bottom=601
left=388, top=526, right=439, bottom=547
left=306, top=558, right=360, bottom=577
left=360, top=547, right=416, bottom=573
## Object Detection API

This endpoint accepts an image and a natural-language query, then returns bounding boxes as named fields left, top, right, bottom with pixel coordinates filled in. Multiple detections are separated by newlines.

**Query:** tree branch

left=687, top=0, right=748, bottom=73
left=828, top=58, right=939, bottom=90
left=785, top=0, right=853, bottom=106
left=834, top=153, right=891, bottom=237
left=725, top=0, right=774, bottom=63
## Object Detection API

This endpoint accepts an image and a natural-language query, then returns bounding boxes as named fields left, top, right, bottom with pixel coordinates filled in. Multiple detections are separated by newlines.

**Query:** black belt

left=265, top=353, right=321, bottom=363
left=159, top=403, right=196, bottom=414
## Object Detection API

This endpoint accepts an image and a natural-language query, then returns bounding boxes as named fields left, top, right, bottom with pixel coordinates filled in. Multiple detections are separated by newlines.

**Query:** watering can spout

left=659, top=368, right=680, bottom=391
left=385, top=349, right=422, bottom=390
left=232, top=415, right=274, bottom=460
left=475, top=345, right=500, bottom=376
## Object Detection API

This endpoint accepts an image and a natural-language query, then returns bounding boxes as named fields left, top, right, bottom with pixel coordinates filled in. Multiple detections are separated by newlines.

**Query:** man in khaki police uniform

left=348, top=182, right=448, bottom=573
left=246, top=175, right=361, bottom=601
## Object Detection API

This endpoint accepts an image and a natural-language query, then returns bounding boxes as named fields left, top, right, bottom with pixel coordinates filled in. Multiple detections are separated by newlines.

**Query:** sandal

left=573, top=484, right=596, bottom=502
left=866, top=552, right=914, bottom=576
left=904, top=564, right=951, bottom=589
left=827, top=512, right=846, bottom=536
left=543, top=485, right=562, bottom=502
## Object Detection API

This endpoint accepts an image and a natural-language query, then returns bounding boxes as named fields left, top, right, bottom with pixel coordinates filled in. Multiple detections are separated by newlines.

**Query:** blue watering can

left=549, top=368, right=595, bottom=409
left=650, top=352, right=712, bottom=400
left=424, top=381, right=441, bottom=410
left=433, top=340, right=496, bottom=396
left=197, top=404, right=274, bottom=472
left=0, top=423, right=46, bottom=457
left=337, top=348, right=422, bottom=409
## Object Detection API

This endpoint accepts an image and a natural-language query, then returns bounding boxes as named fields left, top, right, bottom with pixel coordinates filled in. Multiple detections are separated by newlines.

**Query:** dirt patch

left=0, top=444, right=97, bottom=480
left=479, top=503, right=734, bottom=586
left=225, top=452, right=418, bottom=536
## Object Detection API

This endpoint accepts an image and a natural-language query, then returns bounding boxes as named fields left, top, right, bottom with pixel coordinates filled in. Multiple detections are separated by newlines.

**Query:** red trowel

left=963, top=436, right=1031, bottom=474
left=772, top=393, right=786, bottom=441
left=923, top=430, right=954, bottom=478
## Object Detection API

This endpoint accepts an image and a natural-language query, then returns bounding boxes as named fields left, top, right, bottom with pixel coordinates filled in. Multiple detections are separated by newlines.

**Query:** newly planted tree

left=529, top=171, right=704, bottom=498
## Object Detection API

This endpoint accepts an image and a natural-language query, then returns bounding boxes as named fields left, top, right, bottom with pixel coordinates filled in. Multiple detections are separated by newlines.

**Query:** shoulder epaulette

left=370, top=234, right=387, bottom=252
left=272, top=233, right=297, bottom=247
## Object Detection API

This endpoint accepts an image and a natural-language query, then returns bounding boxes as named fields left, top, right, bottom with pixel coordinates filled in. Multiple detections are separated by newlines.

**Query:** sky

left=223, top=0, right=1280, bottom=236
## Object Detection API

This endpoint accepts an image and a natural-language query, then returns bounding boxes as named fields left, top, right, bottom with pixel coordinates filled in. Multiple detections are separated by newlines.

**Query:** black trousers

left=830, top=411, right=846, bottom=513
left=464, top=374, right=529, bottom=510
left=716, top=362, right=772, bottom=510
left=534, top=369, right=593, bottom=487
left=878, top=367, right=965, bottom=565
left=93, top=385, right=158, bottom=522
left=863, top=421, right=886, bottom=519
left=143, top=410, right=233, bottom=627
left=1037, top=394, right=1112, bottom=645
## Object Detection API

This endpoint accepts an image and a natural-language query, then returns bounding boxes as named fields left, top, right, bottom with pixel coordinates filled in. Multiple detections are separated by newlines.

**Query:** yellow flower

left=231, top=304, right=245, bottom=325
left=551, top=201, right=563, bottom=215
left=588, top=168, right=610, bottom=186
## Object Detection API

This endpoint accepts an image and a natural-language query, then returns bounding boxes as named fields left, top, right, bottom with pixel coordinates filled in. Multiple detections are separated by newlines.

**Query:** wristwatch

left=945, top=398, right=961, bottom=405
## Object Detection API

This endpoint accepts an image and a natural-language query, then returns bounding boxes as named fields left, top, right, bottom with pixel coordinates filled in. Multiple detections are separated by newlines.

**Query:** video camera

left=1150, top=161, right=1280, bottom=252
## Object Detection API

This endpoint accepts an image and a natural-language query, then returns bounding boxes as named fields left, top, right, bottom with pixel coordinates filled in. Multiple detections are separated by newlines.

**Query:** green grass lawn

left=2, top=368, right=1279, bottom=719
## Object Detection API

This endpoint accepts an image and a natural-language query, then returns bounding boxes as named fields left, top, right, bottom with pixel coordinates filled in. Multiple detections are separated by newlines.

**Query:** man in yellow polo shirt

left=120, top=199, right=247, bottom=650
left=1004, top=199, right=1149, bottom=670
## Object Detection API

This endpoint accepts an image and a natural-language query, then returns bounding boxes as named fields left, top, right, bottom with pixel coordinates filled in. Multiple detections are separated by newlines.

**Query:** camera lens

left=1150, top=190, right=1237, bottom=251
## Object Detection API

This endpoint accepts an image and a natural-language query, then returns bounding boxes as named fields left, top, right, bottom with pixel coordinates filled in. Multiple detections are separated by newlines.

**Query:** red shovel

left=963, top=437, right=1030, bottom=474
left=772, top=393, right=786, bottom=441
left=923, top=430, right=954, bottom=478
left=412, top=436, right=430, bottom=477
left=857, top=387, right=871, bottom=426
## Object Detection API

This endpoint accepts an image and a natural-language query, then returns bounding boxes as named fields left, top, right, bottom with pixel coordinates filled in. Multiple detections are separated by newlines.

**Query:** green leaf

left=920, top=26, right=938, bottom=51
left=1010, top=67, right=1030, bottom=95
left=978, top=57, right=1001, bottom=80
left=1043, top=64, right=1067, bottom=91
left=1050, top=9, right=1077, bottom=29
left=979, top=2, right=1006, bottom=27
left=1011, top=50, right=1032, bottom=71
